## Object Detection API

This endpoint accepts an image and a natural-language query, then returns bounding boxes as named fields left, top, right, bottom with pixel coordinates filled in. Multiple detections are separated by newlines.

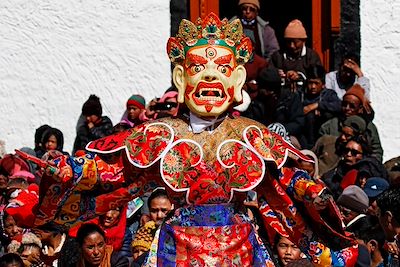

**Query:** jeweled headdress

left=167, top=12, right=252, bottom=65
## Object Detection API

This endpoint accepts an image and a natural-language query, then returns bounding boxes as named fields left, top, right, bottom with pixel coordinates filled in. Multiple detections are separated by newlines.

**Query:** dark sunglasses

left=341, top=101, right=359, bottom=109
left=241, top=6, right=257, bottom=12
left=343, top=147, right=363, bottom=156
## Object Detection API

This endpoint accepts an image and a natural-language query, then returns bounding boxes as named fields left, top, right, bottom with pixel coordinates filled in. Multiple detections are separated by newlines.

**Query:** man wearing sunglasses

left=232, top=0, right=279, bottom=60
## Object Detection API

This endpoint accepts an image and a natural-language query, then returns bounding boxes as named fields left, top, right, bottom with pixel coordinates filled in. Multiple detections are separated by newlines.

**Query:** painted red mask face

left=181, top=45, right=241, bottom=117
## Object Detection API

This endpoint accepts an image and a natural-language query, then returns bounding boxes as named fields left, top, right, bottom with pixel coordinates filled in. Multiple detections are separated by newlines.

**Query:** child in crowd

left=40, top=127, right=65, bottom=155
left=120, top=94, right=146, bottom=128
left=274, top=235, right=303, bottom=266
left=301, top=65, right=341, bottom=148
left=33, top=125, right=51, bottom=158
left=131, top=221, right=157, bottom=265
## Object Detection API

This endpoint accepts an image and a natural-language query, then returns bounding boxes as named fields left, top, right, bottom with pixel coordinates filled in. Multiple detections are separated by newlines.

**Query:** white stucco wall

left=0, top=0, right=170, bottom=153
left=361, top=0, right=400, bottom=162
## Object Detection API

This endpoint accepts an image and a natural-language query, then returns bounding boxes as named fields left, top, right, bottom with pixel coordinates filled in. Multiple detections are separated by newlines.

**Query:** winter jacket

left=231, top=16, right=279, bottom=59
left=300, top=89, right=342, bottom=148
left=73, top=116, right=113, bottom=154
left=270, top=46, right=322, bottom=77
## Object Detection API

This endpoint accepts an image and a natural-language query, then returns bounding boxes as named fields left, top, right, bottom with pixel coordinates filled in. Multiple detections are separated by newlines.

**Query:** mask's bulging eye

left=217, top=65, right=233, bottom=76
left=191, top=64, right=205, bottom=74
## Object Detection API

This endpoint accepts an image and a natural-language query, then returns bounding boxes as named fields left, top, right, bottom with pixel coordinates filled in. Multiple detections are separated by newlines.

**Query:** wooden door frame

left=312, top=0, right=340, bottom=70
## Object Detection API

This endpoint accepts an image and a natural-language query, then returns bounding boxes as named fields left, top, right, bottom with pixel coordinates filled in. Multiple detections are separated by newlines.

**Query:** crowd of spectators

left=0, top=1, right=398, bottom=266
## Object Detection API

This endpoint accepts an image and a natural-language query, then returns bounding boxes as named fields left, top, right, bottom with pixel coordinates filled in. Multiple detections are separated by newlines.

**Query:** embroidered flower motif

left=163, top=151, right=183, bottom=174
left=253, top=137, right=270, bottom=157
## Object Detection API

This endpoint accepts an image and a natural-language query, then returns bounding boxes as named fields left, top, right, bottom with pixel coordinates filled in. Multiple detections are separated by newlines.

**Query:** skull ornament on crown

left=167, top=13, right=253, bottom=117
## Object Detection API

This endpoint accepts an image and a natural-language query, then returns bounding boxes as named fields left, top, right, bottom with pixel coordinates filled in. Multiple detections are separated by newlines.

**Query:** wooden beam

left=331, top=0, right=341, bottom=34
left=190, top=0, right=219, bottom=21
left=312, top=0, right=323, bottom=62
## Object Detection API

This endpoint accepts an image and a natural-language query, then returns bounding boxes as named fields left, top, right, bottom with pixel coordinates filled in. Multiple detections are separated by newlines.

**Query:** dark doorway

left=219, top=0, right=312, bottom=49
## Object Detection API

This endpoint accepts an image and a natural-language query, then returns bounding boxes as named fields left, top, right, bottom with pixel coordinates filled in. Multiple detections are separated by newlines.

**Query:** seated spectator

left=354, top=157, right=388, bottom=189
left=69, top=206, right=132, bottom=258
left=0, top=154, right=30, bottom=179
left=32, top=223, right=67, bottom=267
left=75, top=223, right=129, bottom=267
left=247, top=66, right=305, bottom=140
left=0, top=169, right=8, bottom=206
left=241, top=45, right=268, bottom=113
left=33, top=124, right=52, bottom=158
left=0, top=211, right=23, bottom=254
left=73, top=95, right=113, bottom=154
left=232, top=0, right=279, bottom=60
left=270, top=19, right=322, bottom=92
left=325, top=54, right=371, bottom=100
left=313, top=115, right=367, bottom=176
left=319, top=84, right=383, bottom=162
left=6, top=172, right=33, bottom=199
left=99, top=207, right=132, bottom=257
left=274, top=235, right=303, bottom=266
left=120, top=95, right=146, bottom=128
left=376, top=188, right=400, bottom=262
left=384, top=156, right=400, bottom=186
left=300, top=65, right=341, bottom=148
left=130, top=221, right=157, bottom=266
left=241, top=65, right=281, bottom=126
left=0, top=253, right=24, bottom=267
left=7, top=232, right=44, bottom=267
left=350, top=215, right=387, bottom=267
left=40, top=127, right=66, bottom=155
left=322, top=135, right=370, bottom=199
left=298, top=149, right=319, bottom=180
left=336, top=185, right=369, bottom=231
left=147, top=188, right=173, bottom=228
left=363, top=177, right=390, bottom=217
left=142, top=91, right=180, bottom=121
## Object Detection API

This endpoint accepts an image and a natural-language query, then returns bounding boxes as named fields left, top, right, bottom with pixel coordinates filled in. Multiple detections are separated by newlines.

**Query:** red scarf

left=69, top=207, right=127, bottom=251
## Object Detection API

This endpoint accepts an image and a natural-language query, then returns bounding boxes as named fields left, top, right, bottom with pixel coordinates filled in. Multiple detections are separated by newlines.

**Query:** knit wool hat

left=131, top=221, right=157, bottom=250
left=344, top=84, right=366, bottom=103
left=127, top=94, right=146, bottom=109
left=344, top=84, right=372, bottom=114
left=284, top=19, right=307, bottom=39
left=82, top=95, right=102, bottom=117
left=238, top=0, right=260, bottom=10
left=337, top=185, right=369, bottom=213
left=343, top=115, right=366, bottom=134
